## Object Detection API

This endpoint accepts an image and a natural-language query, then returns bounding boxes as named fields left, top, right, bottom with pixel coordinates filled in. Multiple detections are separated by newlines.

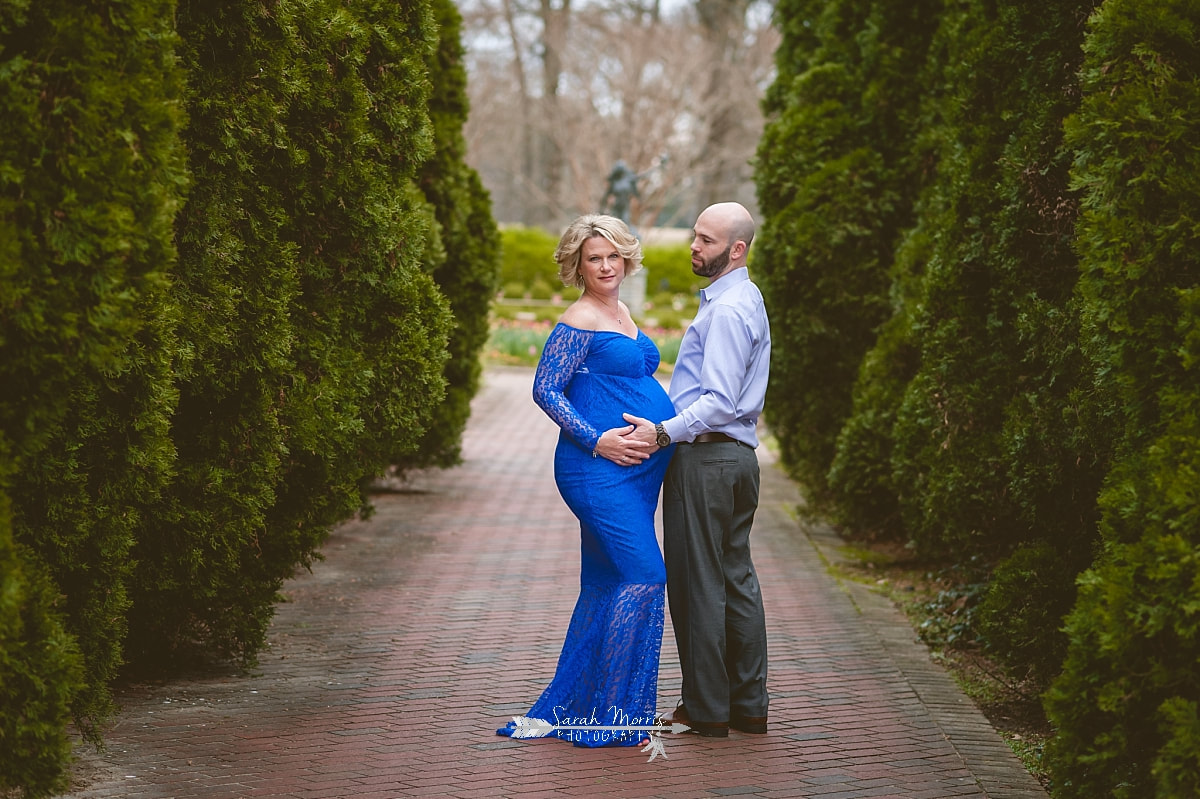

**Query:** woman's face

left=579, top=235, right=625, bottom=294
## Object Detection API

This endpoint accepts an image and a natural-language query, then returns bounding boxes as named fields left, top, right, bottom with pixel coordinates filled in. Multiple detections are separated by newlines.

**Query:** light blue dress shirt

left=662, top=267, right=771, bottom=447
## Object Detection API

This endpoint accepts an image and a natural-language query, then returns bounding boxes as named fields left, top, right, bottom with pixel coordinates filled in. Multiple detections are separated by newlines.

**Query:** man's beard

left=693, top=243, right=731, bottom=278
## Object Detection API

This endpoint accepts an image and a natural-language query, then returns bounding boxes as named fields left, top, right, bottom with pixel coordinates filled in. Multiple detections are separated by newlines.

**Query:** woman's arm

left=532, top=324, right=602, bottom=451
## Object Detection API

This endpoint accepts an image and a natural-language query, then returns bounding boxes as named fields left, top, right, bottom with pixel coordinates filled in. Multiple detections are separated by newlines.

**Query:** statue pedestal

left=620, top=268, right=647, bottom=318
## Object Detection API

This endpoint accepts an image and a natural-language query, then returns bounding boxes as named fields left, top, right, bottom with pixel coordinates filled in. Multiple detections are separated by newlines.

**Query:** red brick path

left=61, top=367, right=1047, bottom=799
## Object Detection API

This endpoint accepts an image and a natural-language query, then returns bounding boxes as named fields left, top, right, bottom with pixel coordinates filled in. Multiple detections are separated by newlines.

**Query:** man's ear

left=731, top=239, right=748, bottom=260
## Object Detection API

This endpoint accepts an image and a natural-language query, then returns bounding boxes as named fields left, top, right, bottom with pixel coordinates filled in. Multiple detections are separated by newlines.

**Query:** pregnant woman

left=497, top=214, right=675, bottom=747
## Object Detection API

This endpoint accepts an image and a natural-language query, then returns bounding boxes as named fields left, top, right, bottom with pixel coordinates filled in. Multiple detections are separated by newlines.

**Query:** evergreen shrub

left=259, top=0, right=451, bottom=584
left=976, top=541, right=1076, bottom=684
left=1047, top=424, right=1200, bottom=798
left=888, top=0, right=1095, bottom=558
left=1045, top=0, right=1200, bottom=794
left=0, top=0, right=185, bottom=733
left=126, top=0, right=310, bottom=665
left=127, top=0, right=451, bottom=664
left=755, top=0, right=939, bottom=503
left=641, top=242, right=697, bottom=296
left=0, top=479, right=85, bottom=799
left=404, top=0, right=501, bottom=470
left=499, top=225, right=560, bottom=288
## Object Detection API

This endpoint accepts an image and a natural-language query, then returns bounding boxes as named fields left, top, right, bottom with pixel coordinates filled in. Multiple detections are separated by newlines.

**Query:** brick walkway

left=61, top=367, right=1048, bottom=799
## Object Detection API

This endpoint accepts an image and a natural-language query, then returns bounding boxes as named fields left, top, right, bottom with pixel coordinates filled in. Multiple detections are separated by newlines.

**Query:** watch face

left=657, top=431, right=671, bottom=447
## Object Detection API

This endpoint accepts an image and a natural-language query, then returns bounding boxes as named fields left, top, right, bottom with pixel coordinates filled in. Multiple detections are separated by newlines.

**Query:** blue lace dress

left=497, top=322, right=676, bottom=747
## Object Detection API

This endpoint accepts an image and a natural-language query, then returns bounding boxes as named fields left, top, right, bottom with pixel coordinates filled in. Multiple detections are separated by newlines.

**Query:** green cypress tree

left=0, top=447, right=85, bottom=798
left=0, top=0, right=185, bottom=734
left=822, top=4, right=950, bottom=538
left=402, top=0, right=500, bottom=470
left=1045, top=1, right=1200, bottom=794
left=755, top=0, right=940, bottom=504
left=128, top=0, right=451, bottom=663
left=263, top=0, right=451, bottom=534
left=886, top=0, right=1097, bottom=561
left=809, top=0, right=1109, bottom=683
left=126, top=0, right=307, bottom=664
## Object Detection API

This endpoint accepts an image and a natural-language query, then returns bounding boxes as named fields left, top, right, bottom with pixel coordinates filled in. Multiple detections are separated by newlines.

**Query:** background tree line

left=756, top=0, right=1198, bottom=796
left=458, top=0, right=779, bottom=231
left=0, top=0, right=497, bottom=795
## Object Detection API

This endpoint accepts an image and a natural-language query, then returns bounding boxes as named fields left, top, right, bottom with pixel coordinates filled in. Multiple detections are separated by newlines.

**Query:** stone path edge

left=801, top=520, right=1048, bottom=799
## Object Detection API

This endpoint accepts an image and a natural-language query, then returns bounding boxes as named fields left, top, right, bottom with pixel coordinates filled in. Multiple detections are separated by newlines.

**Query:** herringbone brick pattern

left=60, top=367, right=1047, bottom=799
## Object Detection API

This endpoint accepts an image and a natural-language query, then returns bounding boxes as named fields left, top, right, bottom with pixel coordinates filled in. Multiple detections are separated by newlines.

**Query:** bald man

left=623, top=201, right=771, bottom=737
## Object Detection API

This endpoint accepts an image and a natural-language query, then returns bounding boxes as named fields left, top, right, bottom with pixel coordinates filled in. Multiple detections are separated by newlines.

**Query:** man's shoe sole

left=690, top=723, right=729, bottom=738
left=731, top=716, right=767, bottom=734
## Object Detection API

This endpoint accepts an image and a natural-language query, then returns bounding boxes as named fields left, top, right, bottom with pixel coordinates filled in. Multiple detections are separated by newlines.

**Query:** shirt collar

left=700, top=266, right=749, bottom=304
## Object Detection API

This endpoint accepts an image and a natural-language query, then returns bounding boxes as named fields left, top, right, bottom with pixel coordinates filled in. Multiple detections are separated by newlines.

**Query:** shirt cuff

left=662, top=416, right=690, bottom=445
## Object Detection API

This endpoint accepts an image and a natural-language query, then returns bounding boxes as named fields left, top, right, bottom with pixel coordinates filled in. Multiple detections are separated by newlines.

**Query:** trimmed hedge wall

left=126, top=0, right=452, bottom=665
left=1044, top=1, right=1200, bottom=795
left=755, top=0, right=940, bottom=504
left=0, top=0, right=186, bottom=753
left=760, top=0, right=1105, bottom=673
left=886, top=0, right=1099, bottom=558
left=758, top=0, right=1200, bottom=791
left=0, top=473, right=85, bottom=798
left=402, top=0, right=500, bottom=470
left=2, top=0, right=489, bottom=793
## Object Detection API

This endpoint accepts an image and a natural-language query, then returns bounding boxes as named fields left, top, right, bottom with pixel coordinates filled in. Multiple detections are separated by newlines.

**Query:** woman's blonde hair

left=554, top=214, right=643, bottom=289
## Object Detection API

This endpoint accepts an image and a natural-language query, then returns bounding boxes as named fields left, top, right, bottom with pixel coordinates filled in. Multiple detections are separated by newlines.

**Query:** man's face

left=691, top=215, right=731, bottom=278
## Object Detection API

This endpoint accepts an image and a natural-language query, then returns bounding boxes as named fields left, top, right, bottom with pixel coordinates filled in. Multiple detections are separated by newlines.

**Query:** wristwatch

left=655, top=422, right=671, bottom=448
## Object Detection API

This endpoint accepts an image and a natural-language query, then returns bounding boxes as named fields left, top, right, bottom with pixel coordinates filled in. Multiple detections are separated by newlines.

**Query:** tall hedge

left=2, top=0, right=461, bottom=791
left=878, top=1, right=1107, bottom=680
left=0, top=452, right=84, bottom=798
left=260, top=0, right=450, bottom=538
left=124, top=0, right=308, bottom=664
left=402, top=0, right=500, bottom=470
left=0, top=0, right=185, bottom=748
left=126, top=0, right=452, bottom=664
left=755, top=0, right=940, bottom=504
left=792, top=0, right=1106, bottom=682
left=886, top=0, right=1098, bottom=558
left=1045, top=1, right=1200, bottom=795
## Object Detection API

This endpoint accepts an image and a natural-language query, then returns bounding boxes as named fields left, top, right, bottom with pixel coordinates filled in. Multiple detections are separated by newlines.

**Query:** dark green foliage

left=125, top=0, right=307, bottom=664
left=1045, top=1, right=1200, bottom=795
left=888, top=0, right=1098, bottom=556
left=402, top=0, right=500, bottom=470
left=263, top=0, right=451, bottom=537
left=127, top=0, right=452, bottom=664
left=498, top=225, right=560, bottom=289
left=826, top=220, right=928, bottom=537
left=0, top=0, right=185, bottom=736
left=2, top=0, right=458, bottom=790
left=976, top=542, right=1079, bottom=685
left=819, top=0, right=1108, bottom=692
left=755, top=0, right=1200, bottom=790
left=642, top=242, right=700, bottom=296
left=755, top=0, right=940, bottom=503
left=1046, top=422, right=1200, bottom=798
left=0, top=460, right=86, bottom=799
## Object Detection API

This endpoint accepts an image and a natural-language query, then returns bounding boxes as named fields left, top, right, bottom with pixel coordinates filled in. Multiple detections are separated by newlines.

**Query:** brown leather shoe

left=657, top=704, right=728, bottom=738
left=731, top=714, right=767, bottom=734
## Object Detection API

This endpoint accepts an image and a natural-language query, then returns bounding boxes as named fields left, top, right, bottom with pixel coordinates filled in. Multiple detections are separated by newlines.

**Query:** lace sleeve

left=533, top=324, right=602, bottom=451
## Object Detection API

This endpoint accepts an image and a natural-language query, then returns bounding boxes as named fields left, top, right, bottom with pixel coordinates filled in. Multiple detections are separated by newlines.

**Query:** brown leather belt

left=692, top=432, right=739, bottom=445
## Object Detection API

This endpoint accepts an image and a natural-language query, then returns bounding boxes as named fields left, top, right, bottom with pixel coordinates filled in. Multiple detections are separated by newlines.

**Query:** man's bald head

left=701, top=202, right=755, bottom=254
left=691, top=202, right=756, bottom=280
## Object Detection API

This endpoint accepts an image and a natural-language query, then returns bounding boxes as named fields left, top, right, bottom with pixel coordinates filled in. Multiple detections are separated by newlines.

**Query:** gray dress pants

left=663, top=439, right=768, bottom=724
